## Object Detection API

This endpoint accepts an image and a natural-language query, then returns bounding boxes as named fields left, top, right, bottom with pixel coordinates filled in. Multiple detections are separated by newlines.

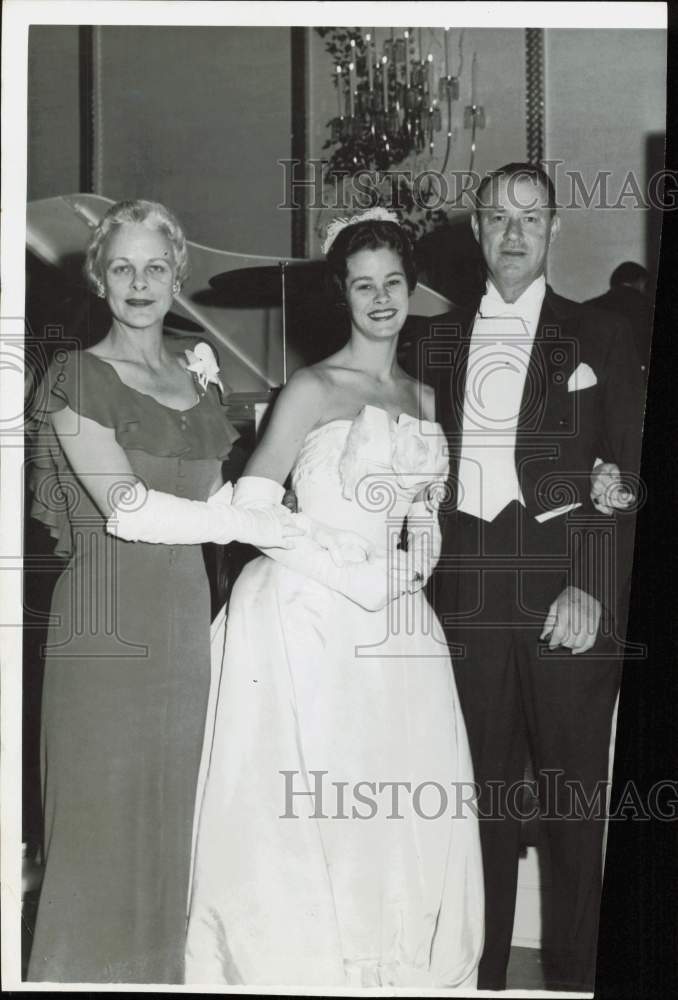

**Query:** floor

left=507, top=945, right=547, bottom=990
left=21, top=859, right=546, bottom=989
left=21, top=887, right=40, bottom=979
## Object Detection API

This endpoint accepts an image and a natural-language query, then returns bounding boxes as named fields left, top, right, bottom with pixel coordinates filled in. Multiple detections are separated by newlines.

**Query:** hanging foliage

left=315, top=27, right=456, bottom=241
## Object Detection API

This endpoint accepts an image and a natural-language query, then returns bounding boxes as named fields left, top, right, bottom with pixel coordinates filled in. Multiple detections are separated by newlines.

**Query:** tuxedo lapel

left=517, top=295, right=551, bottom=437
left=426, top=303, right=476, bottom=514
left=432, top=302, right=476, bottom=440
left=515, top=288, right=581, bottom=510
left=450, top=314, right=474, bottom=441
left=517, top=287, right=572, bottom=439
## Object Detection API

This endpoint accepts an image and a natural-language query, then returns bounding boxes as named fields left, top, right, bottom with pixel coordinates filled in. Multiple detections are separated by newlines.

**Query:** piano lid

left=26, top=194, right=451, bottom=395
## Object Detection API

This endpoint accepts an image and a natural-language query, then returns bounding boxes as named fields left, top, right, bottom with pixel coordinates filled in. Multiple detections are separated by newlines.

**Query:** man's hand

left=540, top=585, right=602, bottom=655
left=591, top=461, right=635, bottom=515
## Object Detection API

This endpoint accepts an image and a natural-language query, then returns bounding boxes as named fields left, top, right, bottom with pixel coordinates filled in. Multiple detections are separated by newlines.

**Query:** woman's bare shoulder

left=307, top=349, right=352, bottom=379
left=294, top=355, right=360, bottom=396
left=281, top=364, right=331, bottom=399
left=268, top=366, right=332, bottom=429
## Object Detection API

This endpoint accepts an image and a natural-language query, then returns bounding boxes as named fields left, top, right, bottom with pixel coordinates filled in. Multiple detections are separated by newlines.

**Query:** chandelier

left=322, top=27, right=485, bottom=179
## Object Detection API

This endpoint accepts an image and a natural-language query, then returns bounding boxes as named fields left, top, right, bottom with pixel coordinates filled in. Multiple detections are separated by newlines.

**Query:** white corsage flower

left=184, top=342, right=224, bottom=396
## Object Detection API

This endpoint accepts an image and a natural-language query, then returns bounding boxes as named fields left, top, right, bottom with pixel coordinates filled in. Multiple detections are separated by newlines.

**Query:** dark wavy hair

left=325, top=219, right=418, bottom=304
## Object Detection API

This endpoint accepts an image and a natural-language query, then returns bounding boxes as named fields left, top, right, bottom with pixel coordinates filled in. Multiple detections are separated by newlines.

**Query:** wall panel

left=545, top=29, right=666, bottom=300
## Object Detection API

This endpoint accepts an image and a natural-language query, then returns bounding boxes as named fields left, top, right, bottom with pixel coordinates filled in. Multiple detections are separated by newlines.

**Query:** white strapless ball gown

left=185, top=406, right=484, bottom=988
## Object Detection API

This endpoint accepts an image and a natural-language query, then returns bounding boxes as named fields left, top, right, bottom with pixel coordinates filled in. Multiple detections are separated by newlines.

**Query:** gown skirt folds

left=26, top=346, right=238, bottom=983
left=186, top=405, right=484, bottom=988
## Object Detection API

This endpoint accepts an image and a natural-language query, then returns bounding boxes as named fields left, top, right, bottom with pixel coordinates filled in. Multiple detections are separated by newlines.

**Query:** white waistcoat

left=457, top=279, right=545, bottom=522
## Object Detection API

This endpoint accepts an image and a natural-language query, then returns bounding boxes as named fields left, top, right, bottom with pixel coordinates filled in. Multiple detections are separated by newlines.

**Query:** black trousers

left=431, top=503, right=622, bottom=991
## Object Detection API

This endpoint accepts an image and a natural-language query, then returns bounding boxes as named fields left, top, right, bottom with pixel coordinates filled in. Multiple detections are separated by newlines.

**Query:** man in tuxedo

left=421, top=163, right=645, bottom=991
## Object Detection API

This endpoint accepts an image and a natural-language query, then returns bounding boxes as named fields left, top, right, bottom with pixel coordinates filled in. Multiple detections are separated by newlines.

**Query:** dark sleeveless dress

left=26, top=344, right=238, bottom=983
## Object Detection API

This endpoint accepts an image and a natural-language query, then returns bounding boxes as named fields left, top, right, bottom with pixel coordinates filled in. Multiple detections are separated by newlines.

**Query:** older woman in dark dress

left=27, top=200, right=297, bottom=983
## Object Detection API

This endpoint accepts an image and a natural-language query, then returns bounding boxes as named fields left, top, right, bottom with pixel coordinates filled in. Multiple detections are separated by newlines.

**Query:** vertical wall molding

left=78, top=26, right=94, bottom=192
left=92, top=27, right=104, bottom=194
left=77, top=26, right=103, bottom=194
left=525, top=28, right=545, bottom=165
left=290, top=27, right=308, bottom=258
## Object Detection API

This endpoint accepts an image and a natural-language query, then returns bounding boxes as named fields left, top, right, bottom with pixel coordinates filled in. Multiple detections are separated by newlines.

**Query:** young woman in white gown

left=185, top=209, right=484, bottom=988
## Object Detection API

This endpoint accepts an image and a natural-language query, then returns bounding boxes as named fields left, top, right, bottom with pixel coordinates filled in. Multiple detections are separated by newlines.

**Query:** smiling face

left=472, top=175, right=560, bottom=302
left=101, top=222, right=175, bottom=331
left=345, top=246, right=410, bottom=342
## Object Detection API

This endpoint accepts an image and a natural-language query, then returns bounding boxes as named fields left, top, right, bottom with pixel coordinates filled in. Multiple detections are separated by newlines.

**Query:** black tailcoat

left=408, top=286, right=646, bottom=991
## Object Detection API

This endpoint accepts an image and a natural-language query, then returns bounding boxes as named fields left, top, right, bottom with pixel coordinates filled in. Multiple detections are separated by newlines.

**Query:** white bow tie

left=478, top=291, right=530, bottom=320
left=478, top=277, right=546, bottom=325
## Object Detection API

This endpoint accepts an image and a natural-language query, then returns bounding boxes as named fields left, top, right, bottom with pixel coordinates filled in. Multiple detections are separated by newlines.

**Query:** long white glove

left=233, top=476, right=418, bottom=611
left=106, top=480, right=298, bottom=548
left=404, top=498, right=443, bottom=586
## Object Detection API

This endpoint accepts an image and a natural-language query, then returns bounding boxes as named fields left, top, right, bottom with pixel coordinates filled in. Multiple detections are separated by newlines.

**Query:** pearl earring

left=95, top=281, right=106, bottom=299
left=172, top=282, right=181, bottom=296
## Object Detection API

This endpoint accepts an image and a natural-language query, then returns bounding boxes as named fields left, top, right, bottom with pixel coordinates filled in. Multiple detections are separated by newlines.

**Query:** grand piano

left=25, top=193, right=452, bottom=433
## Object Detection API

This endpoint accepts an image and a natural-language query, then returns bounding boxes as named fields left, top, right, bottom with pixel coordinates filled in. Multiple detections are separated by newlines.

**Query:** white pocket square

left=534, top=502, right=582, bottom=523
left=567, top=362, right=597, bottom=392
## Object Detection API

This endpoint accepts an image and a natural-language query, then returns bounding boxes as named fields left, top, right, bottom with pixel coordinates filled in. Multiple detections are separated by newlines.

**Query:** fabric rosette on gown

left=186, top=406, right=484, bottom=988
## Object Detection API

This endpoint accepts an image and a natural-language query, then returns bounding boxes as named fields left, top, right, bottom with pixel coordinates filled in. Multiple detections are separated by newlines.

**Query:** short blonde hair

left=85, top=199, right=189, bottom=290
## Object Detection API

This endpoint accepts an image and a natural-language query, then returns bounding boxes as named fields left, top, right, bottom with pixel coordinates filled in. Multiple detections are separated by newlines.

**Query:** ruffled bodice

left=27, top=340, right=239, bottom=559
left=291, top=405, right=448, bottom=550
